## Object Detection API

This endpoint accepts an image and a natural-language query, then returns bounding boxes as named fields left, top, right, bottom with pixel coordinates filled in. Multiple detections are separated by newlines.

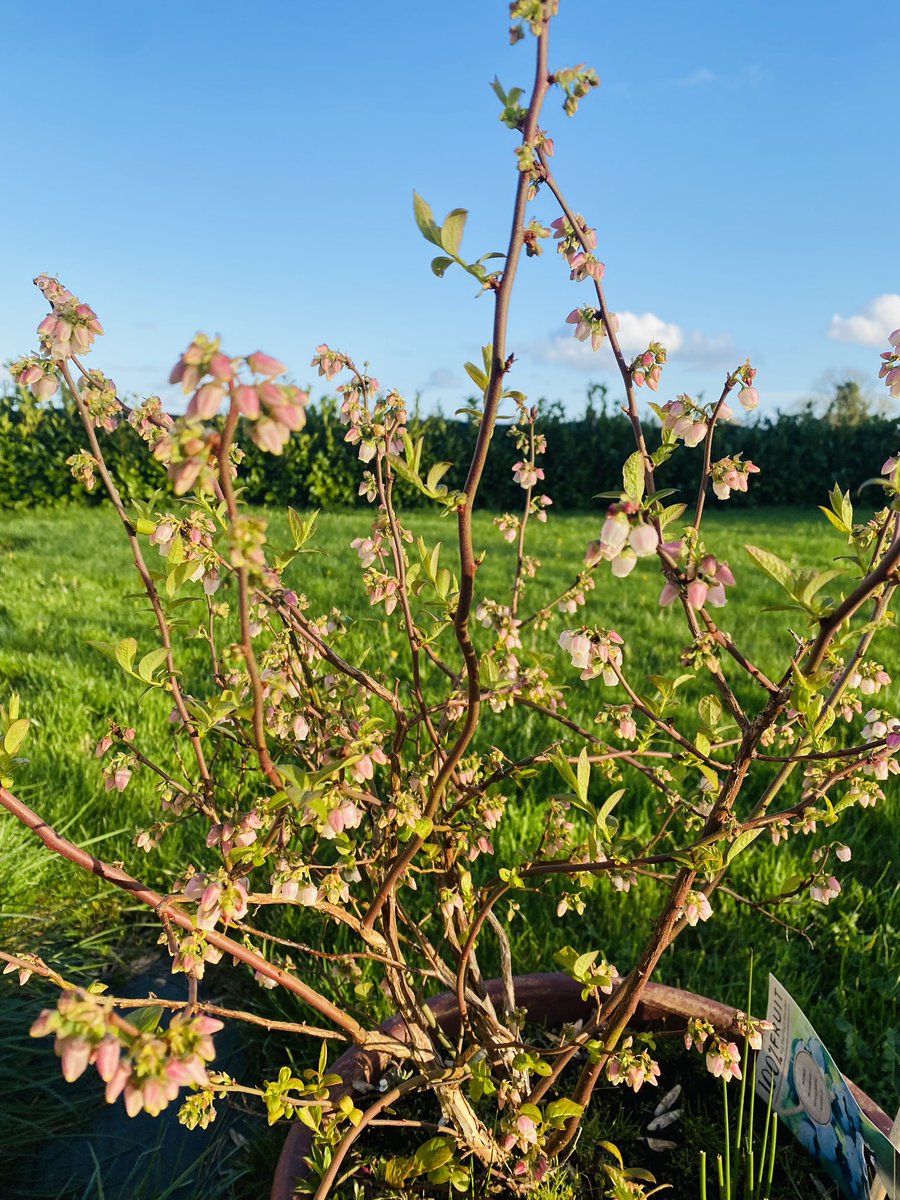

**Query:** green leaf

left=431, top=256, right=454, bottom=278
left=622, top=451, right=645, bottom=503
left=575, top=747, right=590, bottom=804
left=573, top=949, right=599, bottom=978
left=425, top=464, right=452, bottom=495
left=384, top=1158, right=413, bottom=1187
left=129, top=1005, right=164, bottom=1033
left=166, top=532, right=185, bottom=566
left=413, top=816, right=433, bottom=840
left=287, top=507, right=319, bottom=550
left=137, top=647, right=170, bottom=683
left=545, top=1098, right=584, bottom=1122
left=725, top=826, right=764, bottom=866
left=550, top=748, right=579, bottom=794
left=599, top=1140, right=624, bottom=1168
left=3, top=719, right=30, bottom=756
left=818, top=507, right=847, bottom=536
left=413, top=1137, right=454, bottom=1174
left=659, top=502, right=687, bottom=530
left=553, top=945, right=579, bottom=973
left=386, top=454, right=420, bottom=488
left=698, top=694, right=722, bottom=731
left=464, top=361, right=488, bottom=391
left=796, top=568, right=844, bottom=610
left=115, top=638, right=137, bottom=673
left=596, top=788, right=625, bottom=840
left=412, top=191, right=442, bottom=246
left=744, top=544, right=795, bottom=594
left=480, top=654, right=500, bottom=686
left=439, top=208, right=467, bottom=257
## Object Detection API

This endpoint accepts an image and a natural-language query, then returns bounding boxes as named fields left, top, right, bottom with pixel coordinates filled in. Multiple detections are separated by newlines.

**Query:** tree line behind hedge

left=2, top=382, right=897, bottom=512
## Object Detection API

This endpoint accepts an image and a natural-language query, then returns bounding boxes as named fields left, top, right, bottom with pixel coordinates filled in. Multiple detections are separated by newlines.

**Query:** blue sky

left=3, top=0, right=898, bottom=418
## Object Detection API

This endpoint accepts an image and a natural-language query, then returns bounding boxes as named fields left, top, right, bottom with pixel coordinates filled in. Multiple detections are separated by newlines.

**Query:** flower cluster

left=10, top=276, right=104, bottom=401
left=34, top=275, right=104, bottom=359
left=683, top=1019, right=742, bottom=1083
left=128, top=394, right=174, bottom=446
left=184, top=872, right=250, bottom=930
left=659, top=555, right=736, bottom=610
left=9, top=355, right=60, bottom=401
left=565, top=305, right=618, bottom=351
left=877, top=329, right=900, bottom=398
left=658, top=395, right=716, bottom=447
left=80, top=370, right=121, bottom=431
left=705, top=1037, right=743, bottom=1083
left=584, top=502, right=659, bottom=578
left=734, top=1011, right=774, bottom=1051
left=162, top=336, right=310, bottom=466
left=559, top=627, right=623, bottom=684
left=844, top=661, right=891, bottom=696
left=629, top=342, right=667, bottom=391
left=64, top=450, right=99, bottom=492
left=152, top=421, right=222, bottom=495
left=523, top=217, right=551, bottom=256
left=605, top=1037, right=662, bottom=1093
left=678, top=890, right=713, bottom=927
left=30, top=990, right=222, bottom=1118
left=711, top=455, right=760, bottom=501
left=550, top=213, right=596, bottom=263
left=512, top=459, right=544, bottom=489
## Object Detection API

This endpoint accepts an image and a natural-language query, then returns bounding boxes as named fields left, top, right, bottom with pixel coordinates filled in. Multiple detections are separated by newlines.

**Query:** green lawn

left=0, top=503, right=897, bottom=1197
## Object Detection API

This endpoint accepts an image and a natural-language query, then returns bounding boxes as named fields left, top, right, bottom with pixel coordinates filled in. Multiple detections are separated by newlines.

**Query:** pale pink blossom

left=610, top=548, right=637, bottom=578
left=707, top=1040, right=742, bottom=1083
left=739, top=386, right=759, bottom=410
left=628, top=522, right=659, bottom=557
left=681, top=890, right=713, bottom=926
left=810, top=876, right=841, bottom=904
left=246, top=351, right=286, bottom=377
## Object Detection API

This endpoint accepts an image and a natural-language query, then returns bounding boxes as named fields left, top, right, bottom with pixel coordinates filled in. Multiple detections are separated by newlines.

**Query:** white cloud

left=531, top=335, right=607, bottom=370
left=615, top=312, right=683, bottom=353
left=676, top=330, right=738, bottom=367
left=421, top=367, right=463, bottom=390
left=828, top=294, right=900, bottom=347
left=680, top=67, right=719, bottom=87
left=678, top=65, right=761, bottom=89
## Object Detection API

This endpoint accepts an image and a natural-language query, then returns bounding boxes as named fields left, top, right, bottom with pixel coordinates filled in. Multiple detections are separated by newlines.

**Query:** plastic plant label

left=756, top=975, right=898, bottom=1200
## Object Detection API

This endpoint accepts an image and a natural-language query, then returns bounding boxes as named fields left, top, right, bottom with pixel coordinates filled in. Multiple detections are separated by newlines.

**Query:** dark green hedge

left=1, top=386, right=897, bottom=512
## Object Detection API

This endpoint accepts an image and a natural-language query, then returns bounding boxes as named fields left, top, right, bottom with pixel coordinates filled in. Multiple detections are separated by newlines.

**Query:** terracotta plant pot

left=271, top=972, right=891, bottom=1200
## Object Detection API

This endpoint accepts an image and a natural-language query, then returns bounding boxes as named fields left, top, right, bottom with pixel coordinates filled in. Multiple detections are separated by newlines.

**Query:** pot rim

left=271, top=972, right=891, bottom=1200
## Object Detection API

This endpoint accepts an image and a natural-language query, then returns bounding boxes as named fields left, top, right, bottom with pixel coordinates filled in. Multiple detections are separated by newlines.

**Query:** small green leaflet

left=622, top=451, right=645, bottom=503
left=744, top=544, right=794, bottom=592
left=439, top=208, right=467, bottom=257
left=725, top=826, right=764, bottom=866
left=3, top=719, right=30, bottom=756
left=412, top=192, right=442, bottom=247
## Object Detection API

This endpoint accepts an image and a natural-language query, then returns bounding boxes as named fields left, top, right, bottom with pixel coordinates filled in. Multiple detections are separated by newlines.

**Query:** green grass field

left=0, top=503, right=897, bottom=1197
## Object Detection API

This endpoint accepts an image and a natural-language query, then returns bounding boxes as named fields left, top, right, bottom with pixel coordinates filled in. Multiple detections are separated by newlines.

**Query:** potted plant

left=2, top=2, right=898, bottom=1197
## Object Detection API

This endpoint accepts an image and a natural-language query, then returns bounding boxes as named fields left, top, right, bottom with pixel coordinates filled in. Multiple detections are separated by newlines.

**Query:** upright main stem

left=362, top=18, right=551, bottom=931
